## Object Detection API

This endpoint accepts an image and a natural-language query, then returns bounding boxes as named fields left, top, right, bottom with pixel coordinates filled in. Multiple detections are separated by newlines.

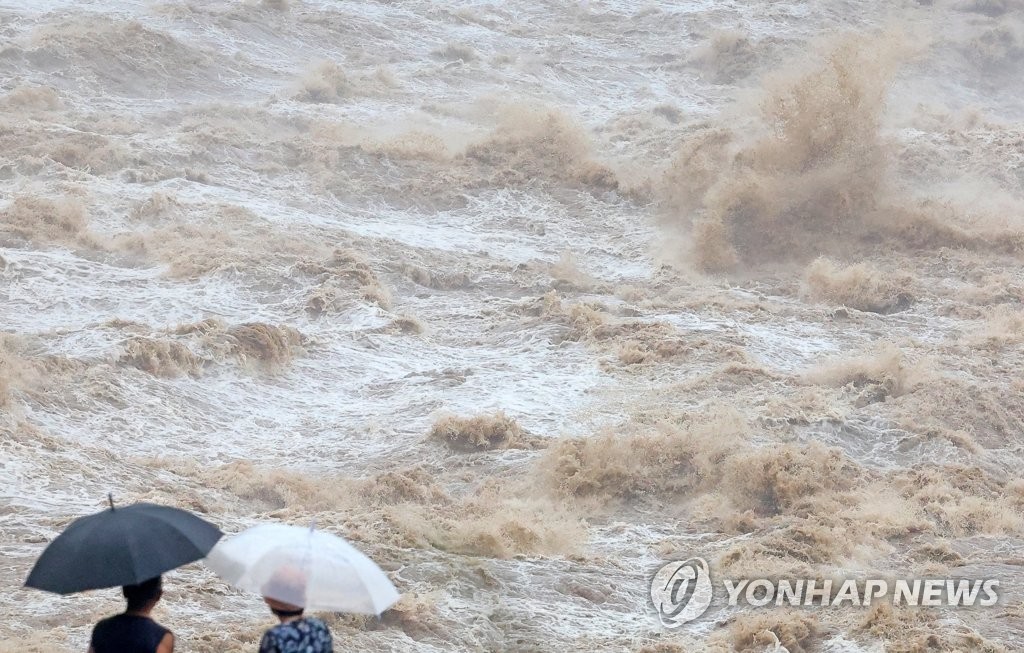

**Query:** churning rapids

left=2, top=0, right=1024, bottom=651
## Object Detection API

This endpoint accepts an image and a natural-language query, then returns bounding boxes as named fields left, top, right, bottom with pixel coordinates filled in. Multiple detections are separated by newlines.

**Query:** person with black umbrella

left=88, top=575, right=174, bottom=653
left=24, top=495, right=222, bottom=653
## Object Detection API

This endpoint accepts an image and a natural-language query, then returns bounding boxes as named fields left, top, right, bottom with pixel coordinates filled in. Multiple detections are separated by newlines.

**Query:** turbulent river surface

left=2, top=0, right=1024, bottom=651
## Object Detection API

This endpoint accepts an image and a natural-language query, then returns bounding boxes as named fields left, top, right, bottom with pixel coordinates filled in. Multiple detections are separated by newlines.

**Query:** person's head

left=261, top=565, right=307, bottom=619
left=123, top=575, right=162, bottom=613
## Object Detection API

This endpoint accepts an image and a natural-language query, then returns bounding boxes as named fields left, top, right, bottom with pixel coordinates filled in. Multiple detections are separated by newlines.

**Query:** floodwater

left=1, top=0, right=1023, bottom=650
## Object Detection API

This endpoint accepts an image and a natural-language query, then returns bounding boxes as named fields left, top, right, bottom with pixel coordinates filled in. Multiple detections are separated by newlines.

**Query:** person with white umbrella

left=255, top=565, right=333, bottom=653
left=205, top=523, right=400, bottom=653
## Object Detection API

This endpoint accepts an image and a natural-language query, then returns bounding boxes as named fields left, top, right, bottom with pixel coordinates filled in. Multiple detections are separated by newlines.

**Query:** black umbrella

left=25, top=496, right=223, bottom=594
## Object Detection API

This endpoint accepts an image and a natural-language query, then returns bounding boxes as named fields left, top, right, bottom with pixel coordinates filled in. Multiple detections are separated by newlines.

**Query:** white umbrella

left=205, top=523, right=400, bottom=614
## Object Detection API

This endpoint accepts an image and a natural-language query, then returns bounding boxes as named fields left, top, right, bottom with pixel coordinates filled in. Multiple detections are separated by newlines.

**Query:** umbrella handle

left=108, top=493, right=115, bottom=510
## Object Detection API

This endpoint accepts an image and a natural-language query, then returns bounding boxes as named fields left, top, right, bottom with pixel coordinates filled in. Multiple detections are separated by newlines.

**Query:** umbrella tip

left=108, top=493, right=115, bottom=510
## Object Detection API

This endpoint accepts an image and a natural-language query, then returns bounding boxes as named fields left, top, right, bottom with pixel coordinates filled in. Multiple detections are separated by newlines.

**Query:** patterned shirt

left=258, top=617, right=333, bottom=653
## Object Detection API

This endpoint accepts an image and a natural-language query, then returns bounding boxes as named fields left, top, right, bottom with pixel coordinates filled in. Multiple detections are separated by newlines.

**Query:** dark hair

left=123, top=576, right=162, bottom=611
left=270, top=605, right=305, bottom=618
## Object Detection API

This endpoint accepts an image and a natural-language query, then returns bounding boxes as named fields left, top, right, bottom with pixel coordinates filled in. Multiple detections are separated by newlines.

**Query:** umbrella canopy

left=205, top=523, right=400, bottom=614
left=25, top=498, right=223, bottom=594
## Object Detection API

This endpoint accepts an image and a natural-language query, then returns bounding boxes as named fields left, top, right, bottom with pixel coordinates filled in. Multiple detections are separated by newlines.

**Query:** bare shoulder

left=158, top=630, right=175, bottom=653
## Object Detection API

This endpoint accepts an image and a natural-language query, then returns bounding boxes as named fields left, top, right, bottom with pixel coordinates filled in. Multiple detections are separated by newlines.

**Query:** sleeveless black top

left=91, top=614, right=170, bottom=653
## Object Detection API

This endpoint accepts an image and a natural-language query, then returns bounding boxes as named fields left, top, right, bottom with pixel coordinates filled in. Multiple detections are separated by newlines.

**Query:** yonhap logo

left=650, top=557, right=713, bottom=627
left=649, top=556, right=1001, bottom=628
